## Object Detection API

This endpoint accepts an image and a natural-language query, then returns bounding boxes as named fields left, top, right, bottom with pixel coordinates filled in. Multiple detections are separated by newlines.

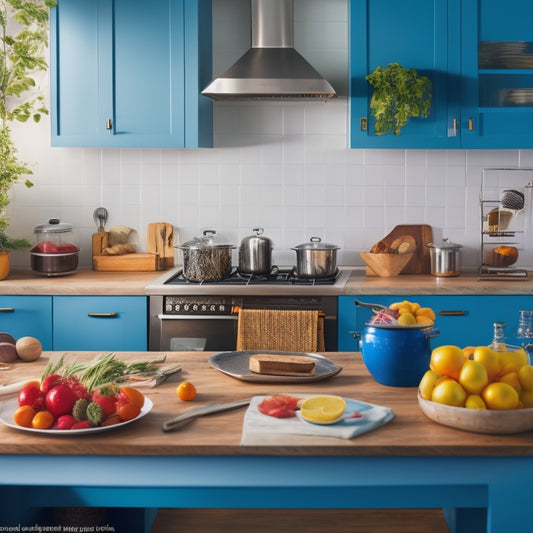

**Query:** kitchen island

left=0, top=351, right=531, bottom=533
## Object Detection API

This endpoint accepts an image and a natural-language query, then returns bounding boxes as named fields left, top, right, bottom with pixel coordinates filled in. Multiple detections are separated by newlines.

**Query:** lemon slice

left=299, top=395, right=347, bottom=423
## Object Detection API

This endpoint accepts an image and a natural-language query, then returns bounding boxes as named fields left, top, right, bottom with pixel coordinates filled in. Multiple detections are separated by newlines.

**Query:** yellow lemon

left=498, top=372, right=521, bottom=394
left=519, top=389, right=533, bottom=408
left=299, top=395, right=347, bottom=423
left=473, top=346, right=502, bottom=378
left=416, top=307, right=436, bottom=321
left=498, top=348, right=528, bottom=375
left=431, top=379, right=466, bottom=407
left=430, top=345, right=465, bottom=380
left=459, top=360, right=488, bottom=395
left=482, top=382, right=519, bottom=410
left=398, top=312, right=416, bottom=325
left=518, top=364, right=533, bottom=391
left=465, top=394, right=487, bottom=410
left=410, top=302, right=421, bottom=313
left=418, top=370, right=439, bottom=400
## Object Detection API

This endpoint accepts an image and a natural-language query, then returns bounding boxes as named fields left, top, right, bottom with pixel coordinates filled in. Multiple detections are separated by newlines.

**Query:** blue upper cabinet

left=349, top=0, right=460, bottom=149
left=50, top=0, right=213, bottom=148
left=350, top=0, right=533, bottom=149
left=461, top=0, right=533, bottom=148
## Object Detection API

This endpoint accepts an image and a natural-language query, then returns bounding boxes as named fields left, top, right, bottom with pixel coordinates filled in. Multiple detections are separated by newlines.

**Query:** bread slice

left=249, top=354, right=317, bottom=376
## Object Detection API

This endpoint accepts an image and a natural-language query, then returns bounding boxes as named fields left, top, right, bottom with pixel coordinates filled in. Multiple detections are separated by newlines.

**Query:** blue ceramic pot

left=360, top=325, right=440, bottom=387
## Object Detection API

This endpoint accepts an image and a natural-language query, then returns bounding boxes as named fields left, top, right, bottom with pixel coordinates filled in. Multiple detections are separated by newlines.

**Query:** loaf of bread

left=249, top=354, right=317, bottom=376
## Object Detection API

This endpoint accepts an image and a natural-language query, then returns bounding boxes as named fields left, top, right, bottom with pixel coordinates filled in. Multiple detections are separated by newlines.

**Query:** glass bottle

left=490, top=321, right=507, bottom=351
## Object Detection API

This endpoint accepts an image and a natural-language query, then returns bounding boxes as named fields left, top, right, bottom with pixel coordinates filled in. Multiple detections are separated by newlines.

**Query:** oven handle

left=158, top=314, right=238, bottom=320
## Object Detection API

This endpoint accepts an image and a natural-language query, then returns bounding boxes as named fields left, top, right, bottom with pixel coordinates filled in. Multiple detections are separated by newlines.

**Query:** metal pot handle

left=427, top=328, right=440, bottom=338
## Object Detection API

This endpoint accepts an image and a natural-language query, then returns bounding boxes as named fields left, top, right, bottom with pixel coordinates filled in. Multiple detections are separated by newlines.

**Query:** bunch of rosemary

left=42, top=353, right=166, bottom=391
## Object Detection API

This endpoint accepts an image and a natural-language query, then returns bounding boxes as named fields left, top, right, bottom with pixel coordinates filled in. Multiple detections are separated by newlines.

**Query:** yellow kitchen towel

left=236, top=309, right=324, bottom=352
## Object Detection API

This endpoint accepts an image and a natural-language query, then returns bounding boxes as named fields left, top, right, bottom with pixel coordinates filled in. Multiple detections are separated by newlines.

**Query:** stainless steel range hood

left=202, top=0, right=336, bottom=100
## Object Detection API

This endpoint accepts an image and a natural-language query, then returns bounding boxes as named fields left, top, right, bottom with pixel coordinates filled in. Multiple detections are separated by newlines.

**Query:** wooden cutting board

left=147, top=222, right=175, bottom=270
left=367, top=224, right=433, bottom=275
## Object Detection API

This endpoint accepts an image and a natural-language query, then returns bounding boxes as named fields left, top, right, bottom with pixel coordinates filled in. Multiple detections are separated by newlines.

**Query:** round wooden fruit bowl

left=360, top=251, right=414, bottom=277
left=418, top=394, right=533, bottom=434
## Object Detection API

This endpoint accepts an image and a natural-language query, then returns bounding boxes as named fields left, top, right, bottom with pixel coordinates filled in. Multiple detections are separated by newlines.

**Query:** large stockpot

left=238, top=227, right=273, bottom=275
left=359, top=324, right=440, bottom=387
left=178, top=230, right=236, bottom=282
left=426, top=238, right=462, bottom=277
left=292, top=237, right=340, bottom=278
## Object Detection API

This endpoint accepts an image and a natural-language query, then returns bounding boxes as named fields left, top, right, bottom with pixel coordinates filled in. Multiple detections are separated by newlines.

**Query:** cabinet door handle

left=453, top=118, right=457, bottom=135
left=106, top=118, right=113, bottom=131
left=439, top=310, right=466, bottom=316
left=0, top=307, right=14, bottom=313
left=88, top=312, right=118, bottom=318
left=468, top=118, right=473, bottom=131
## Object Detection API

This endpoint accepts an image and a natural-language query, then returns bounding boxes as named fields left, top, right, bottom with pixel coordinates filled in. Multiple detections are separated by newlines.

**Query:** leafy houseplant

left=0, top=0, right=56, bottom=278
left=366, top=62, right=432, bottom=136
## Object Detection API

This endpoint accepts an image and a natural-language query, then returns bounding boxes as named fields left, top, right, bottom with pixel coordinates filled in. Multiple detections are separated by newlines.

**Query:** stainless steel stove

left=146, top=267, right=351, bottom=352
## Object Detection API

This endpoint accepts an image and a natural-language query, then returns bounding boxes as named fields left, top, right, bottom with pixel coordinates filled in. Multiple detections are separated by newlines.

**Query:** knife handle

left=162, top=416, right=198, bottom=433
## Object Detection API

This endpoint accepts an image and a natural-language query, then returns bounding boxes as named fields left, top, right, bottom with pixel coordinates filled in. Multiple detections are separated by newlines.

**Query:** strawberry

left=56, top=414, right=76, bottom=430
left=45, top=383, right=77, bottom=418
left=92, top=387, right=118, bottom=417
left=71, top=420, right=91, bottom=430
left=18, top=383, right=44, bottom=410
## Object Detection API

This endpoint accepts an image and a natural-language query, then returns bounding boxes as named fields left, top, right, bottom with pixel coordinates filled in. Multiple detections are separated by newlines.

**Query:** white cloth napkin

left=241, top=394, right=395, bottom=445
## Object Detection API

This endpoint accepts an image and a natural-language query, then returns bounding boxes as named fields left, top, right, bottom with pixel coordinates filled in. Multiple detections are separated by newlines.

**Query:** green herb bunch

left=366, top=62, right=432, bottom=136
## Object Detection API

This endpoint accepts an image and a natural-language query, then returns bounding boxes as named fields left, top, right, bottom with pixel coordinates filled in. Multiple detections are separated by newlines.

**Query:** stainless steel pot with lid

left=292, top=237, right=340, bottom=278
left=426, top=238, right=462, bottom=277
left=178, top=229, right=236, bottom=282
left=238, top=227, right=273, bottom=275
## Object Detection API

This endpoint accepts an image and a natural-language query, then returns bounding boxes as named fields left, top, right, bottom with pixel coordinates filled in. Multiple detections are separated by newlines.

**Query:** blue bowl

left=360, top=324, right=439, bottom=387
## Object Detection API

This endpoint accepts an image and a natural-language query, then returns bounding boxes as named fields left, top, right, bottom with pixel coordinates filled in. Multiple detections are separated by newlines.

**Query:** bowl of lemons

left=418, top=344, right=533, bottom=434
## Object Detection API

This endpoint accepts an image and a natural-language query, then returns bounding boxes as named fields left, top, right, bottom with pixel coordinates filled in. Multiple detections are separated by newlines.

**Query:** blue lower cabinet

left=0, top=296, right=53, bottom=349
left=53, top=296, right=148, bottom=351
left=339, top=295, right=533, bottom=351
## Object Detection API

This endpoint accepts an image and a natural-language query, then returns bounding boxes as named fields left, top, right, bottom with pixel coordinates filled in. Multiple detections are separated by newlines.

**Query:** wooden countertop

left=1, top=351, right=533, bottom=457
left=2, top=268, right=533, bottom=296
left=344, top=269, right=533, bottom=295
left=0, top=268, right=162, bottom=295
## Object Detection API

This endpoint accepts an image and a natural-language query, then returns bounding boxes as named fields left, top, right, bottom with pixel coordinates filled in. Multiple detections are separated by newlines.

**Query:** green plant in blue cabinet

left=366, top=62, right=432, bottom=135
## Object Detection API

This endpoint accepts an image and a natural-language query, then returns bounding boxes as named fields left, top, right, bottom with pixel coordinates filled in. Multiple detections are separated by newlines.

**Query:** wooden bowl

left=360, top=252, right=414, bottom=277
left=418, top=394, right=533, bottom=434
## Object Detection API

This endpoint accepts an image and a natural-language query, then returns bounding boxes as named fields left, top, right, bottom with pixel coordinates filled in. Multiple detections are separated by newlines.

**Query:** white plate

left=0, top=397, right=153, bottom=435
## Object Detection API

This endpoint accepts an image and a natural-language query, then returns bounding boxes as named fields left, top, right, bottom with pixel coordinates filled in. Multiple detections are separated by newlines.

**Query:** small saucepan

left=292, top=237, right=340, bottom=279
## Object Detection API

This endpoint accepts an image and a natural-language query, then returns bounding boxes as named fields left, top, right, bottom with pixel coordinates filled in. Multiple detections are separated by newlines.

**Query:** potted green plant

left=366, top=62, right=432, bottom=135
left=0, top=0, right=56, bottom=279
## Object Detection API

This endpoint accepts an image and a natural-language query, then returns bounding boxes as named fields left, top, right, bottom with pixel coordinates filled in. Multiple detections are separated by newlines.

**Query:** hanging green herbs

left=366, top=62, right=432, bottom=136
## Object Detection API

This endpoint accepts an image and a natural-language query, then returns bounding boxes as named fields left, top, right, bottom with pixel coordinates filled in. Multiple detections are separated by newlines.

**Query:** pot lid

left=180, top=229, right=235, bottom=250
left=240, top=227, right=273, bottom=245
left=293, top=236, right=340, bottom=251
left=34, top=218, right=73, bottom=234
left=426, top=237, right=462, bottom=250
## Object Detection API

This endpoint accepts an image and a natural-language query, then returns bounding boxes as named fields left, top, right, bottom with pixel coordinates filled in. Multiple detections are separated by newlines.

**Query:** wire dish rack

left=479, top=168, right=533, bottom=280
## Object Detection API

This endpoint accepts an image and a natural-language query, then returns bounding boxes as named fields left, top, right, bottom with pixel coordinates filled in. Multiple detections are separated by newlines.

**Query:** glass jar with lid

left=30, top=218, right=79, bottom=276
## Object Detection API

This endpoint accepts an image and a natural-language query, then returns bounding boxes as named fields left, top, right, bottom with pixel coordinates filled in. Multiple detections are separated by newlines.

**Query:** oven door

left=152, top=314, right=238, bottom=351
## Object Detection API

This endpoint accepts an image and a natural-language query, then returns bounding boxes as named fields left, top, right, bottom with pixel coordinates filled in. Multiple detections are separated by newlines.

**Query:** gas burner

left=164, top=267, right=341, bottom=285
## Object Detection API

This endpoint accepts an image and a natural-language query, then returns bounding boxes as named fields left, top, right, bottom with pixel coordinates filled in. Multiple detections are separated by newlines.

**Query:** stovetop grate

left=165, top=267, right=341, bottom=286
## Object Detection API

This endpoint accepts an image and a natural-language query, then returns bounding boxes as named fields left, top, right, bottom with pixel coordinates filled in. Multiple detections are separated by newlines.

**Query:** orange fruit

left=117, top=402, right=141, bottom=421
left=31, top=410, right=55, bottom=430
left=430, top=345, right=465, bottom=380
left=177, top=381, right=197, bottom=401
left=119, top=386, right=145, bottom=408
left=13, top=405, right=35, bottom=427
